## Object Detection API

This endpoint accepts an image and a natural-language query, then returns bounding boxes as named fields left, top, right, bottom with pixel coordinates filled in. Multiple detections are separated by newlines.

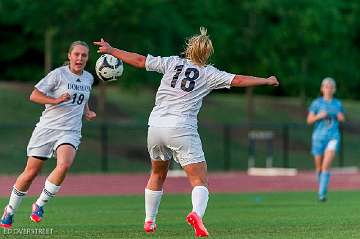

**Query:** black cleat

left=319, top=197, right=327, bottom=202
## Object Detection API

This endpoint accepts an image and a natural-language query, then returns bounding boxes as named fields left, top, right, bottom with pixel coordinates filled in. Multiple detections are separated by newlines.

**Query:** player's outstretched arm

left=231, top=75, right=279, bottom=88
left=30, top=88, right=70, bottom=105
left=93, top=38, right=146, bottom=68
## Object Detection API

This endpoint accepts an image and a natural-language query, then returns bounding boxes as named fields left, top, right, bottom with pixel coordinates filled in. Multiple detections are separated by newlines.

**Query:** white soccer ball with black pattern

left=95, top=54, right=123, bottom=81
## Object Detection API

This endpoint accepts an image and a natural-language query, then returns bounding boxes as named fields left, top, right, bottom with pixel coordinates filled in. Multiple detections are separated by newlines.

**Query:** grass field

left=1, top=191, right=360, bottom=239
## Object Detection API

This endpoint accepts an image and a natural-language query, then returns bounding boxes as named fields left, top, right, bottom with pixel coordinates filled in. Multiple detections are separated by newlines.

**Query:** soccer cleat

left=30, top=203, right=44, bottom=223
left=186, top=212, right=209, bottom=237
left=319, top=196, right=327, bottom=202
left=144, top=220, right=157, bottom=233
left=0, top=206, right=13, bottom=228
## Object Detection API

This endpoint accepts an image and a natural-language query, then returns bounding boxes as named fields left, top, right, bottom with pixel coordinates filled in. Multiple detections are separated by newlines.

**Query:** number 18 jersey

left=145, top=55, right=235, bottom=129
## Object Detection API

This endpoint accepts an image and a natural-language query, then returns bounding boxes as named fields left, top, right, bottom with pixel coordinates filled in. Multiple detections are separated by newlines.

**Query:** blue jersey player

left=307, top=77, right=345, bottom=202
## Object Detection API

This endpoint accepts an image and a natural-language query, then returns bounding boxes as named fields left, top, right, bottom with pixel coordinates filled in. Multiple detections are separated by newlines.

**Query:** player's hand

left=85, top=110, right=97, bottom=121
left=317, top=111, right=327, bottom=119
left=55, top=93, right=71, bottom=104
left=93, top=38, right=114, bottom=54
left=337, top=112, right=345, bottom=122
left=267, top=76, right=279, bottom=87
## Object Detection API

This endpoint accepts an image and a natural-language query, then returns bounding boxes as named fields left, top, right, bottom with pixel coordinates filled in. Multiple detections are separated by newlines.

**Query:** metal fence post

left=266, top=137, right=273, bottom=168
left=223, top=125, right=231, bottom=171
left=248, top=137, right=255, bottom=168
left=339, top=124, right=344, bottom=167
left=282, top=124, right=289, bottom=168
left=101, top=122, right=109, bottom=172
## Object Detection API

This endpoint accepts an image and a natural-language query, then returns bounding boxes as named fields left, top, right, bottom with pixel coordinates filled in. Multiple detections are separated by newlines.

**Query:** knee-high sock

left=6, top=186, right=27, bottom=215
left=145, top=188, right=163, bottom=222
left=319, top=171, right=331, bottom=198
left=191, top=186, right=209, bottom=218
left=35, top=179, right=61, bottom=207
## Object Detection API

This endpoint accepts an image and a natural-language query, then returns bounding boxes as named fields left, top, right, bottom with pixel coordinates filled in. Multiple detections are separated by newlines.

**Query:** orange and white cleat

left=144, top=220, right=157, bottom=233
left=186, top=212, right=209, bottom=237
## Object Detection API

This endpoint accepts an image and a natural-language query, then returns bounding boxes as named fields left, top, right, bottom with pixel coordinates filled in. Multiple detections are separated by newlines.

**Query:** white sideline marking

left=331, top=166, right=358, bottom=174
left=247, top=167, right=298, bottom=176
left=167, top=170, right=187, bottom=177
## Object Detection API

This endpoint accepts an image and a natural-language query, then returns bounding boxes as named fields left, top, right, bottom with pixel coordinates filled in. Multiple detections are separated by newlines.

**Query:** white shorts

left=326, top=139, right=338, bottom=152
left=147, top=126, right=205, bottom=167
left=27, top=127, right=81, bottom=159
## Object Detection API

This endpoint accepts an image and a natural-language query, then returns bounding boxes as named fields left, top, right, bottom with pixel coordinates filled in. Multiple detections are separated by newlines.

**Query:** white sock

left=7, top=186, right=27, bottom=215
left=145, top=188, right=163, bottom=222
left=35, top=179, right=61, bottom=207
left=191, top=186, right=209, bottom=218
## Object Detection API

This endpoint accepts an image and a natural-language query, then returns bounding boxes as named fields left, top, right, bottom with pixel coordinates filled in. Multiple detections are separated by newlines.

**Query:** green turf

left=1, top=191, right=360, bottom=238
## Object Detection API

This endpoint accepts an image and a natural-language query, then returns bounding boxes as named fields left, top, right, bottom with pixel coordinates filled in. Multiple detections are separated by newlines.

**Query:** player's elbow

left=29, top=89, right=43, bottom=103
left=134, top=56, right=146, bottom=68
left=306, top=117, right=313, bottom=125
left=29, top=90, right=37, bottom=102
left=230, top=75, right=244, bottom=87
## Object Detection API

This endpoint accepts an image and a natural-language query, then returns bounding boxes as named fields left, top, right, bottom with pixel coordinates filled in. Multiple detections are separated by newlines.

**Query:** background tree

left=0, top=0, right=359, bottom=100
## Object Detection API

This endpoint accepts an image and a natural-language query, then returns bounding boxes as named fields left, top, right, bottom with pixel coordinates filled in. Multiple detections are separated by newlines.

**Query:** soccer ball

left=95, top=54, right=123, bottom=81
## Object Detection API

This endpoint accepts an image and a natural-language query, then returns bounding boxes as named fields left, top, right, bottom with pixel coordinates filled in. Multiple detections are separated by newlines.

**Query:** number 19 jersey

left=145, top=55, right=235, bottom=129
left=34, top=66, right=93, bottom=132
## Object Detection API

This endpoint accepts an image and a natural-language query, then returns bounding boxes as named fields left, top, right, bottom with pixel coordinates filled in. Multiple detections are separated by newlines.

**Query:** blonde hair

left=320, top=77, right=336, bottom=95
left=68, top=41, right=89, bottom=54
left=64, top=41, right=89, bottom=65
left=184, top=27, right=214, bottom=66
left=321, top=77, right=336, bottom=90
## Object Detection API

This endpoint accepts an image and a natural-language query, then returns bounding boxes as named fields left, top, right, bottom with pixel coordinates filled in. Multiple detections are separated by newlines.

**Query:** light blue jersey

left=309, top=97, right=344, bottom=156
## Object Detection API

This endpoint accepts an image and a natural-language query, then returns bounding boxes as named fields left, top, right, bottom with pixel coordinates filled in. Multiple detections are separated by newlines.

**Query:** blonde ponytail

left=183, top=26, right=214, bottom=66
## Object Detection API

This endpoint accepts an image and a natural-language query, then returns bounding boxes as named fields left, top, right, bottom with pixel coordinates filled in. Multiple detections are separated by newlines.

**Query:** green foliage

left=1, top=0, right=360, bottom=98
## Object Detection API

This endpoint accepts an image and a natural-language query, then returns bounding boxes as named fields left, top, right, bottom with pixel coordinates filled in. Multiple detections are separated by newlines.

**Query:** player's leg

left=144, top=160, right=170, bottom=233
left=144, top=127, right=171, bottom=233
left=183, top=161, right=209, bottom=237
left=312, top=137, right=327, bottom=201
left=314, top=155, right=323, bottom=182
left=31, top=144, right=76, bottom=223
left=1, top=157, right=44, bottom=228
left=318, top=140, right=337, bottom=202
left=48, top=144, right=76, bottom=185
left=172, top=127, right=209, bottom=237
left=184, top=161, right=209, bottom=216
left=146, top=160, right=170, bottom=191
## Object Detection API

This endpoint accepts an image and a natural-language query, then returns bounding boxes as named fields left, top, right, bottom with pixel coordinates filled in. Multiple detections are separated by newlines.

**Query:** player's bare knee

left=151, top=171, right=167, bottom=183
left=56, top=163, right=71, bottom=173
left=190, top=178, right=208, bottom=188
left=151, top=167, right=168, bottom=178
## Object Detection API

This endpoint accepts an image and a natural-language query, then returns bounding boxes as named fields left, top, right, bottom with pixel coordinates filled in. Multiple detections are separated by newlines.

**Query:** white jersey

left=34, top=65, right=93, bottom=132
left=145, top=55, right=235, bottom=129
